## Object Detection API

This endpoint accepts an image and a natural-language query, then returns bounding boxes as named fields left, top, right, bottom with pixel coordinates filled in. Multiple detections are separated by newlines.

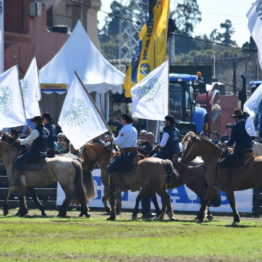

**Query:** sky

left=98, top=0, right=254, bottom=46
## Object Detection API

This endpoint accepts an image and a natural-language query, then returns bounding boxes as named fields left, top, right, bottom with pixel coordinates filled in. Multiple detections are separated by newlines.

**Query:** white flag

left=0, top=66, right=26, bottom=129
left=247, top=0, right=262, bottom=69
left=58, top=76, right=108, bottom=149
left=131, top=61, right=169, bottom=121
left=0, top=0, right=3, bottom=73
left=21, top=57, right=41, bottom=119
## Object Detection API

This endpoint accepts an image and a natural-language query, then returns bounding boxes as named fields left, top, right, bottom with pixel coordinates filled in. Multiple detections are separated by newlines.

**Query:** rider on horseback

left=12, top=116, right=49, bottom=187
left=155, top=115, right=180, bottom=160
left=219, top=109, right=253, bottom=168
left=107, top=113, right=138, bottom=189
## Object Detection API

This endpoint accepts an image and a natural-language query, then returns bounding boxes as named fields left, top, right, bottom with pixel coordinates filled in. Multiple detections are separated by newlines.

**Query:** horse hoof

left=197, top=219, right=203, bottom=224
left=19, top=210, right=28, bottom=217
left=207, top=215, right=213, bottom=221
left=155, top=216, right=164, bottom=221
left=107, top=216, right=116, bottom=221
left=231, top=221, right=239, bottom=227
left=3, top=209, right=8, bottom=216
left=41, top=212, right=47, bottom=217
left=85, top=213, right=91, bottom=218
left=105, top=207, right=111, bottom=215
left=169, top=216, right=176, bottom=221
left=132, top=215, right=137, bottom=221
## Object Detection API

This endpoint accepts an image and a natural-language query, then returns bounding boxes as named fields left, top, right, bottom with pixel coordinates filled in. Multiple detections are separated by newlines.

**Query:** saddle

left=121, top=154, right=144, bottom=176
left=22, top=157, right=47, bottom=171
left=233, top=153, right=254, bottom=170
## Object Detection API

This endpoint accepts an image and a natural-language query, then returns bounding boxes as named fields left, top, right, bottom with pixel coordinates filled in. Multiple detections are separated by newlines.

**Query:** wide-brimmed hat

left=231, top=109, right=244, bottom=118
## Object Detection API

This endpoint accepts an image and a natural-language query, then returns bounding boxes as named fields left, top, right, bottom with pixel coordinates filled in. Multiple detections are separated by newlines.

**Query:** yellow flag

left=123, top=0, right=170, bottom=98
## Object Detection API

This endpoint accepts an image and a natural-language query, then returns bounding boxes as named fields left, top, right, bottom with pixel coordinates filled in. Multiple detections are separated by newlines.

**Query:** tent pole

left=74, top=71, right=113, bottom=136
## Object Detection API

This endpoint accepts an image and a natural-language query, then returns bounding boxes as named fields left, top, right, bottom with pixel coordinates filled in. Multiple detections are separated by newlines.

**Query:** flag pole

left=74, top=71, right=113, bottom=136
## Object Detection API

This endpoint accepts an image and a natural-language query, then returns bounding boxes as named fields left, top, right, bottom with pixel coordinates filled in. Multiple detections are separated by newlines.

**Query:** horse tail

left=83, top=169, right=97, bottom=199
left=72, top=160, right=88, bottom=206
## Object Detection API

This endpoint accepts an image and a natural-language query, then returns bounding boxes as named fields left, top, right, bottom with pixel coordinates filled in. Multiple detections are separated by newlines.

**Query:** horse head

left=181, top=132, right=201, bottom=163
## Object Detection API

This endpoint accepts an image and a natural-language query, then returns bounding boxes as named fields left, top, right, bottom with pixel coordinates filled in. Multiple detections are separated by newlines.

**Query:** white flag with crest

left=131, top=61, right=169, bottom=121
left=247, top=0, right=262, bottom=69
left=58, top=76, right=108, bottom=149
left=0, top=66, right=26, bottom=129
left=21, top=57, right=41, bottom=119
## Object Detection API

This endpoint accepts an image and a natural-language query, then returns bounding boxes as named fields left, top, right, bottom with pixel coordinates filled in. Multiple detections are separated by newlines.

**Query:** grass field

left=0, top=210, right=261, bottom=262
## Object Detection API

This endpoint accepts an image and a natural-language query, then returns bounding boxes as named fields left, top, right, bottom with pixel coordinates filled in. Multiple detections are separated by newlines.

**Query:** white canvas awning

left=39, top=21, right=124, bottom=94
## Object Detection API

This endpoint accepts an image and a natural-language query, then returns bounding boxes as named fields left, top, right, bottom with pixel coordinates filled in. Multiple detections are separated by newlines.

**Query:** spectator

left=108, top=111, right=122, bottom=136
left=55, top=133, right=69, bottom=154
left=139, top=132, right=155, bottom=156
left=220, top=124, right=233, bottom=144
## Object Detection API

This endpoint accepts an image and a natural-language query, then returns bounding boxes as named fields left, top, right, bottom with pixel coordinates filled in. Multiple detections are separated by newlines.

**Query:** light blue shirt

left=114, top=124, right=138, bottom=148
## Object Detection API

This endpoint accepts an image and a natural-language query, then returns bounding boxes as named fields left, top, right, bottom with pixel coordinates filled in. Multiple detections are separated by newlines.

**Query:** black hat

left=231, top=109, right=244, bottom=118
left=42, top=112, right=52, bottom=122
left=165, top=115, right=175, bottom=125
left=31, top=116, right=42, bottom=123
left=122, top=113, right=133, bottom=124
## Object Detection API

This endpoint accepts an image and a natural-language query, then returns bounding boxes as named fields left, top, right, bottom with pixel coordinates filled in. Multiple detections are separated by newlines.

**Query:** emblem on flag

left=0, top=86, right=13, bottom=113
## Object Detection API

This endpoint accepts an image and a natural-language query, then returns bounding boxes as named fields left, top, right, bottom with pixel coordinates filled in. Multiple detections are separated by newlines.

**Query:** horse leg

left=206, top=207, right=214, bottom=221
left=102, top=191, right=110, bottom=215
left=132, top=189, right=144, bottom=220
left=3, top=188, right=12, bottom=216
left=196, top=188, right=217, bottom=223
left=18, top=195, right=28, bottom=217
left=226, top=190, right=240, bottom=226
left=26, top=188, right=46, bottom=217
left=165, top=192, right=175, bottom=221
left=156, top=191, right=168, bottom=221
left=151, top=192, right=160, bottom=217
left=107, top=178, right=116, bottom=221
left=78, top=197, right=90, bottom=218
left=58, top=193, right=72, bottom=218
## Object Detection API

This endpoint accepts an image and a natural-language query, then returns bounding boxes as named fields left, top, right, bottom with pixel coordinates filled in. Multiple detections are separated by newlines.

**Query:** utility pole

left=233, top=59, right=237, bottom=95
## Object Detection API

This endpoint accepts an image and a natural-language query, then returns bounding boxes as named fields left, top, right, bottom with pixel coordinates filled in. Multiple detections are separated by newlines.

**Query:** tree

left=171, top=0, right=202, bottom=36
left=209, top=19, right=237, bottom=47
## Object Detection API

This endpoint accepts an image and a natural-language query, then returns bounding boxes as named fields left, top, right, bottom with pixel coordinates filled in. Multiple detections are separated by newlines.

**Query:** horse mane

left=1, top=133, right=20, bottom=151
left=182, top=131, right=197, bottom=144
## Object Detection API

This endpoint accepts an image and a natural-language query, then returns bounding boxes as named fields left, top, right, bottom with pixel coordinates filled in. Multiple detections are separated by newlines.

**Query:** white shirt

left=113, top=124, right=138, bottom=148
left=18, top=129, right=39, bottom=146
left=160, top=132, right=169, bottom=148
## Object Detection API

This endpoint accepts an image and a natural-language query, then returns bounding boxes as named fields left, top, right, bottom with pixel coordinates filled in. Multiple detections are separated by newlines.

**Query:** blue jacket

left=227, top=119, right=253, bottom=151
left=44, top=123, right=55, bottom=149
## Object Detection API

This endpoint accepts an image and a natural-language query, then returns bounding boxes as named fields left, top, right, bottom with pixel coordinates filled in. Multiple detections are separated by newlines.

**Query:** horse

left=181, top=131, right=262, bottom=225
left=0, top=134, right=93, bottom=217
left=82, top=142, right=176, bottom=221
left=81, top=143, right=161, bottom=217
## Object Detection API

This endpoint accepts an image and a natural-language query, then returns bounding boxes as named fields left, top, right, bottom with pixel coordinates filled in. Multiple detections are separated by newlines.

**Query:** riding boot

left=110, top=172, right=128, bottom=191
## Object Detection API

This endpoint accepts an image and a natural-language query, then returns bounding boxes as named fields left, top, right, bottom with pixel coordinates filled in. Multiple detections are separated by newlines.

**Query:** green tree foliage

left=209, top=20, right=237, bottom=47
left=171, top=0, right=202, bottom=36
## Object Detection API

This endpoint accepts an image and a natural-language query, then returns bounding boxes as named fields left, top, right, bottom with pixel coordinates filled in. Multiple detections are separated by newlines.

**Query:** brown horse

left=81, top=143, right=160, bottom=216
left=0, top=134, right=94, bottom=217
left=181, top=132, right=262, bottom=225
left=82, top=143, right=176, bottom=221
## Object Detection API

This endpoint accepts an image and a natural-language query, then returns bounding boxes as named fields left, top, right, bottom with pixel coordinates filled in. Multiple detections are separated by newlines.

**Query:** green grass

left=0, top=210, right=261, bottom=262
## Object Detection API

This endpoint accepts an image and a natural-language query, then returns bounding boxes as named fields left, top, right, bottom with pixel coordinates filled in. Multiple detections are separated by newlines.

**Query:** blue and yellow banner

left=123, top=0, right=170, bottom=98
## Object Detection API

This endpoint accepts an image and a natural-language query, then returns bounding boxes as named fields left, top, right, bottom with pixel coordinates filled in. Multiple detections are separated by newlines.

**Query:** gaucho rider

left=155, top=115, right=180, bottom=160
left=107, top=113, right=138, bottom=189
left=219, top=109, right=253, bottom=168
left=12, top=116, right=50, bottom=187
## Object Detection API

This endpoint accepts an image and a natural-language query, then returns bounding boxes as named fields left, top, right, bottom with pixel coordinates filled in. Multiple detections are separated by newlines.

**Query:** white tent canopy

left=39, top=21, right=124, bottom=94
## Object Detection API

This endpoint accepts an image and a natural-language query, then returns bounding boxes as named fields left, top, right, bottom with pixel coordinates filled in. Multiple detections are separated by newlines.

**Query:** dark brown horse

left=82, top=143, right=176, bottom=221
left=181, top=132, right=262, bottom=225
